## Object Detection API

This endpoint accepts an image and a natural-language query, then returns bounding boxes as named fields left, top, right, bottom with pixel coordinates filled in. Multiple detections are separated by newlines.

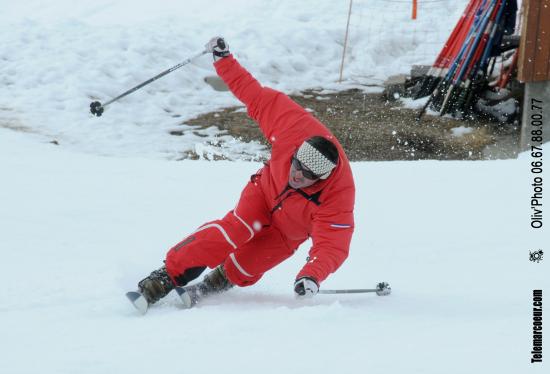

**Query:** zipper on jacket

left=274, top=184, right=291, bottom=200
left=270, top=184, right=322, bottom=214
left=271, top=184, right=293, bottom=214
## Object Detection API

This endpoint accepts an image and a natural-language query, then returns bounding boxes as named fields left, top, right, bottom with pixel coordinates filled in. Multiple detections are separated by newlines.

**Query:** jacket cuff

left=296, top=267, right=322, bottom=284
left=213, top=53, right=235, bottom=70
left=295, top=275, right=319, bottom=286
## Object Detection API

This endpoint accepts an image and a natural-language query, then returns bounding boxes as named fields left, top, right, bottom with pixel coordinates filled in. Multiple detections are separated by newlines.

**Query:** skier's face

left=289, top=156, right=320, bottom=189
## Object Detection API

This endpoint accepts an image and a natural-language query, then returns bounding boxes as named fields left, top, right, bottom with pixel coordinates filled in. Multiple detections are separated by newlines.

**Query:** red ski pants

left=165, top=179, right=302, bottom=287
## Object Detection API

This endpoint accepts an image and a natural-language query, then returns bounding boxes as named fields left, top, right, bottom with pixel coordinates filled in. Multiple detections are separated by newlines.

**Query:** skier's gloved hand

left=205, top=37, right=230, bottom=61
left=294, top=277, right=319, bottom=298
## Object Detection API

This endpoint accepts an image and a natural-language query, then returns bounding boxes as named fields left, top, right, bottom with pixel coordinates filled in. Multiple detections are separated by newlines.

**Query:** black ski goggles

left=291, top=156, right=321, bottom=180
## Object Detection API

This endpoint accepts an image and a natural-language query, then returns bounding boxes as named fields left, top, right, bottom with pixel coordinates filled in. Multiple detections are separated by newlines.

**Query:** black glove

left=205, top=37, right=230, bottom=61
left=294, top=277, right=319, bottom=298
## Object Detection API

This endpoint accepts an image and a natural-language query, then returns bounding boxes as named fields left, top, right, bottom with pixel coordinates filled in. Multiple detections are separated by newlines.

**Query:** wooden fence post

left=339, top=0, right=353, bottom=83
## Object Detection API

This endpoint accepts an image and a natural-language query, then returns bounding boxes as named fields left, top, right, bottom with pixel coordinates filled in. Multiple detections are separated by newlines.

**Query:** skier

left=135, top=37, right=355, bottom=306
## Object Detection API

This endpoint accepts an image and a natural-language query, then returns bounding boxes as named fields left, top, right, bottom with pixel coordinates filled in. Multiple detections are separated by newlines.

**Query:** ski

left=126, top=291, right=149, bottom=315
left=175, top=284, right=206, bottom=309
left=126, top=282, right=213, bottom=314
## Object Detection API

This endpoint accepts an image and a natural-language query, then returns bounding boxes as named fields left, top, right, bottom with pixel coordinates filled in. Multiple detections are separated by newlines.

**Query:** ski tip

left=175, top=287, right=193, bottom=309
left=126, top=291, right=149, bottom=315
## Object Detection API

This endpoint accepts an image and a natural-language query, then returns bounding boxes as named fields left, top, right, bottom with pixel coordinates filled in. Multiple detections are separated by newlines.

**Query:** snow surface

left=2, top=129, right=548, bottom=374
left=1, top=1, right=548, bottom=373
left=1, top=0, right=469, bottom=160
left=450, top=126, right=474, bottom=137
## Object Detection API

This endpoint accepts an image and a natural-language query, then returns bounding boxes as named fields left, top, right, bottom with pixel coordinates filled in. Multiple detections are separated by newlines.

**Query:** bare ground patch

left=176, top=89, right=520, bottom=161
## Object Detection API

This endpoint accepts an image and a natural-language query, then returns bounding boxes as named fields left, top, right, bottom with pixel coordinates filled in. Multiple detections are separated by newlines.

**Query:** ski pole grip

left=217, top=38, right=226, bottom=50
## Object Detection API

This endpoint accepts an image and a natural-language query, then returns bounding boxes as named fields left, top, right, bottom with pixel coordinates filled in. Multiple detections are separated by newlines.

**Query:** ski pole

left=90, top=49, right=208, bottom=117
left=319, top=282, right=391, bottom=296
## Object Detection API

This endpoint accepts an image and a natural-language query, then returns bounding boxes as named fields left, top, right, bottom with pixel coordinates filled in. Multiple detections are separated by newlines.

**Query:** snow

left=1, top=0, right=469, bottom=160
left=1, top=128, right=548, bottom=374
left=450, top=126, right=474, bottom=137
left=1, top=1, right=548, bottom=373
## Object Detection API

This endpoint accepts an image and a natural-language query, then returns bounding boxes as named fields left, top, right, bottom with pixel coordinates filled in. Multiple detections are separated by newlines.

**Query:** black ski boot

left=138, top=266, right=175, bottom=305
left=203, top=264, right=233, bottom=293
left=176, top=265, right=233, bottom=308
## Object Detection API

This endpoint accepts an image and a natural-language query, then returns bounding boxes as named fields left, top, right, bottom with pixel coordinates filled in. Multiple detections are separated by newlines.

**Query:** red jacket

left=215, top=56, right=355, bottom=284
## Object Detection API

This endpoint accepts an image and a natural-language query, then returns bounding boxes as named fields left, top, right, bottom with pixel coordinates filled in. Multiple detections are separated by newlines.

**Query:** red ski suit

left=165, top=55, right=355, bottom=287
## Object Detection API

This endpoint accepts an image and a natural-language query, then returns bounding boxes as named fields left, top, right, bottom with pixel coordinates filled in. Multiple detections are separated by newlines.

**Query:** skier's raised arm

left=206, top=37, right=310, bottom=144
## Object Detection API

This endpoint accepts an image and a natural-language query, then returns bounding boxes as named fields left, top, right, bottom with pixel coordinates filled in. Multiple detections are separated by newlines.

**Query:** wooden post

left=338, top=0, right=353, bottom=83
left=518, top=0, right=550, bottom=151
left=518, top=0, right=550, bottom=82
left=412, top=0, right=418, bottom=20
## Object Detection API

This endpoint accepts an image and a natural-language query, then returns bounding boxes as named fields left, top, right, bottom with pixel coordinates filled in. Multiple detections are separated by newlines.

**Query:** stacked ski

left=416, top=0, right=518, bottom=120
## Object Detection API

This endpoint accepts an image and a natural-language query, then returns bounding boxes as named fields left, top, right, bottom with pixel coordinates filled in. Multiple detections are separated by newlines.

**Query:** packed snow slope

left=1, top=129, right=547, bottom=374
left=2, top=1, right=547, bottom=373
left=1, top=0, right=469, bottom=160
